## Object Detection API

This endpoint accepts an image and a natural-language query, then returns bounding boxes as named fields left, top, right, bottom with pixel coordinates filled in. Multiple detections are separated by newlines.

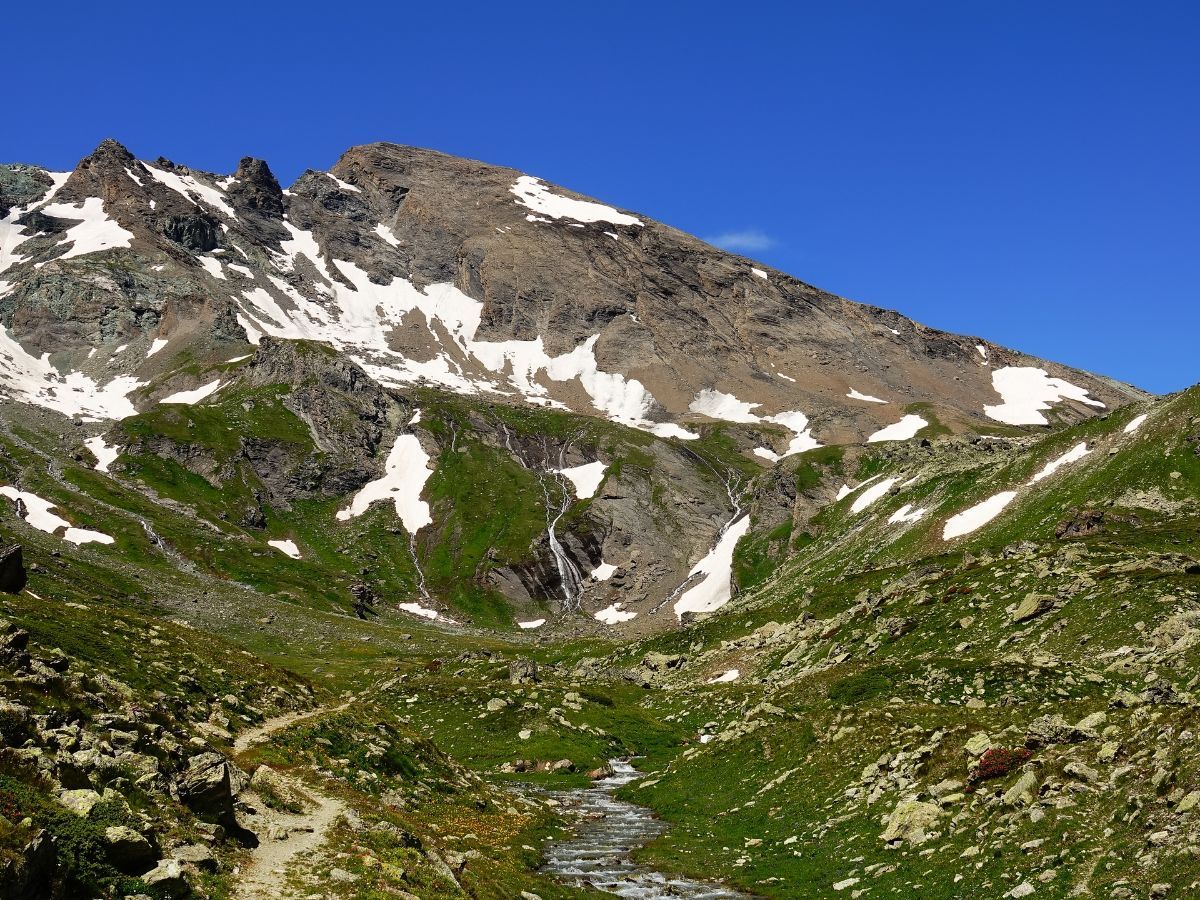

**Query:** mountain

left=2, top=139, right=1196, bottom=899
left=0, top=140, right=1142, bottom=629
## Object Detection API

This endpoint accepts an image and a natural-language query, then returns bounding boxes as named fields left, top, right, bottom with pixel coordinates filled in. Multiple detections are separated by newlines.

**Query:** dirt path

left=229, top=692, right=369, bottom=899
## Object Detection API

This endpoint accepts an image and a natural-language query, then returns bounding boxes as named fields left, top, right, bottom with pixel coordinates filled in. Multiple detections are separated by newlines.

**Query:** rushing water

left=539, top=760, right=750, bottom=899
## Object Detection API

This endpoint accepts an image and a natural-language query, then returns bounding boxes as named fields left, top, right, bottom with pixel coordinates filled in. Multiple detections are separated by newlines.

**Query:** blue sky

left=7, top=1, right=1197, bottom=392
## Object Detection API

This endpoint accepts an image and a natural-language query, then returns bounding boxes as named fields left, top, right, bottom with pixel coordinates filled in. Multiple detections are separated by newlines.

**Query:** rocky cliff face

left=1, top=139, right=1140, bottom=439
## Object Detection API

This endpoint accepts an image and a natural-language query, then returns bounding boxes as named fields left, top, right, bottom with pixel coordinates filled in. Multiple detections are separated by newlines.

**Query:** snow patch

left=1, top=486, right=114, bottom=545
left=35, top=198, right=134, bottom=262
left=336, top=432, right=433, bottom=533
left=510, top=176, right=642, bottom=227
left=751, top=268, right=768, bottom=280
left=689, top=390, right=820, bottom=455
left=518, top=619, right=546, bottom=630
left=84, top=436, right=119, bottom=473
left=984, top=367, right=1105, bottom=426
left=267, top=539, right=301, bottom=559
left=594, top=602, right=638, bottom=625
left=753, top=447, right=780, bottom=462
left=1123, top=413, right=1148, bottom=434
left=591, top=561, right=617, bottom=581
left=708, top=669, right=740, bottom=683
left=0, top=325, right=142, bottom=420
left=867, top=414, right=927, bottom=443
left=197, top=256, right=226, bottom=280
left=374, top=223, right=401, bottom=247
left=146, top=338, right=169, bottom=358
left=674, top=515, right=752, bottom=619
left=398, top=602, right=449, bottom=622
left=943, top=491, right=1018, bottom=540
left=847, top=388, right=887, bottom=404
left=146, top=165, right=235, bottom=217
left=887, top=504, right=926, bottom=525
left=161, top=380, right=222, bottom=405
left=557, top=461, right=607, bottom=499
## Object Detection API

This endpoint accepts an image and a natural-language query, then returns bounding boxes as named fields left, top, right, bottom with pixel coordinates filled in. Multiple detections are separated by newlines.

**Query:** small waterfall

left=408, top=532, right=430, bottom=600
left=542, top=474, right=584, bottom=607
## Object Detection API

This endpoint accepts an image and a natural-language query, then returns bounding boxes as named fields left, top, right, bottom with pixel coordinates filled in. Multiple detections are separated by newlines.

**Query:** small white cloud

left=704, top=229, right=776, bottom=252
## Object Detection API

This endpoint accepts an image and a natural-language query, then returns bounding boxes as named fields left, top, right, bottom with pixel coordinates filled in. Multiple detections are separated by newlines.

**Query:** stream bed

left=539, top=760, right=751, bottom=899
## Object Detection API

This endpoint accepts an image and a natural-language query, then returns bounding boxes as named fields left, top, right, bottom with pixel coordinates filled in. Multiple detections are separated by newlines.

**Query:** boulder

left=143, top=859, right=189, bottom=897
left=509, top=659, right=539, bottom=685
left=0, top=545, right=26, bottom=594
left=57, top=788, right=102, bottom=817
left=880, top=799, right=941, bottom=845
left=1011, top=593, right=1054, bottom=624
left=1002, top=771, right=1039, bottom=807
left=103, top=825, right=157, bottom=874
left=176, top=753, right=255, bottom=844
left=1025, top=714, right=1094, bottom=748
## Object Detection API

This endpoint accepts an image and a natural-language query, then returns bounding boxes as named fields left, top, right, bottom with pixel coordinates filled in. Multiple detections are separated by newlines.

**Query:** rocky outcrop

left=0, top=544, right=26, bottom=593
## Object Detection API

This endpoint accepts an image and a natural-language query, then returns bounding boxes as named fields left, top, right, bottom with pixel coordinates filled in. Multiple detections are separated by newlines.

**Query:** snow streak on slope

left=267, top=539, right=302, bottom=559
left=674, top=514, right=752, bottom=620
left=851, top=478, right=898, bottom=515
left=943, top=491, right=1018, bottom=540
left=510, top=176, right=643, bottom=227
left=1030, top=442, right=1091, bottom=484
left=35, top=198, right=134, bottom=262
left=336, top=432, right=433, bottom=533
left=984, top=367, right=1105, bottom=426
left=847, top=388, right=887, bottom=404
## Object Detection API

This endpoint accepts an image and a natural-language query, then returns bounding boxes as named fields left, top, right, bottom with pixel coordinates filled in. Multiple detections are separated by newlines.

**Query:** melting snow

left=197, top=256, right=226, bottom=280
left=398, top=602, right=447, bottom=622
left=146, top=165, right=235, bottom=217
left=850, top=477, right=898, bottom=514
left=867, top=415, right=928, bottom=443
left=1030, top=442, right=1091, bottom=484
left=84, top=436, right=119, bottom=473
left=837, top=474, right=883, bottom=502
left=336, top=432, right=433, bottom=533
left=510, top=176, right=643, bottom=227
left=674, top=515, right=752, bottom=619
left=35, top=198, right=134, bottom=263
left=146, top=338, right=169, bottom=357
left=887, top=504, right=926, bottom=525
left=374, top=223, right=401, bottom=248
left=1, top=486, right=114, bottom=545
left=267, top=539, right=301, bottom=559
left=557, top=461, right=607, bottom=499
left=0, top=325, right=142, bottom=420
left=751, top=268, right=768, bottom=280
left=943, top=491, right=1018, bottom=540
left=591, top=561, right=617, bottom=581
left=518, top=619, right=546, bottom=630
left=1124, top=413, right=1148, bottom=434
left=161, top=380, right=222, bottom=405
left=689, top=390, right=820, bottom=455
left=594, top=602, right=638, bottom=625
left=984, top=367, right=1105, bottom=426
left=708, top=669, right=740, bottom=683
left=847, top=388, right=887, bottom=404
left=753, top=447, right=780, bottom=462
left=327, top=174, right=361, bottom=193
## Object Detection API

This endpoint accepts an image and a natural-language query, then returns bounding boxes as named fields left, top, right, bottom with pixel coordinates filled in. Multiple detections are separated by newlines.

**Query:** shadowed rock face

left=0, top=544, right=26, bottom=594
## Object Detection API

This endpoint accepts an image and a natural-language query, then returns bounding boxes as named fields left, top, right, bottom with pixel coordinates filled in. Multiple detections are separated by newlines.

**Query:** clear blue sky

left=8, top=1, right=1197, bottom=393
